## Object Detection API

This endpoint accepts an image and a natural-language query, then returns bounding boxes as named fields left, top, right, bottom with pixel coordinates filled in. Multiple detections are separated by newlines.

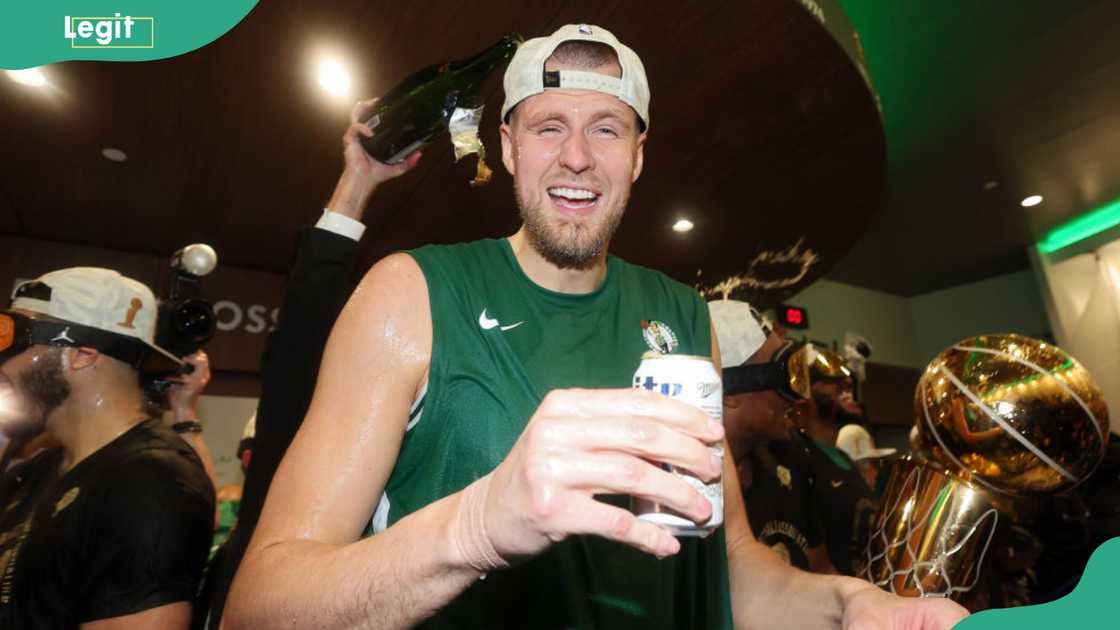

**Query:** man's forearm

left=225, top=490, right=482, bottom=630
left=325, top=169, right=375, bottom=219
left=728, top=531, right=860, bottom=630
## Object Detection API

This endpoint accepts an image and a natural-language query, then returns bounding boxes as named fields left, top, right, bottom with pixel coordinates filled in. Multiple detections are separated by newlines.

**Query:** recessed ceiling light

left=1021, top=195, right=1043, bottom=207
left=101, top=148, right=128, bottom=162
left=672, top=219, right=694, bottom=233
left=317, top=59, right=351, bottom=96
left=6, top=67, right=47, bottom=87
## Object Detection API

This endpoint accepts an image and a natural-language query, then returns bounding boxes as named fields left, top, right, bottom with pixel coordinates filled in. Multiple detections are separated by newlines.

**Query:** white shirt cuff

left=316, top=209, right=366, bottom=242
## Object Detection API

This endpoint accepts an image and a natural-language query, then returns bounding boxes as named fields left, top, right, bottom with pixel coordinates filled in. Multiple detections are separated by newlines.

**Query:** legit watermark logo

left=64, top=14, right=154, bottom=48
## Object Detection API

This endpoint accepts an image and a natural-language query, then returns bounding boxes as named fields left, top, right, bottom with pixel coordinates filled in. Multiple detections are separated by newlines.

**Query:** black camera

left=156, top=298, right=217, bottom=358
left=141, top=245, right=218, bottom=398
left=156, top=244, right=218, bottom=357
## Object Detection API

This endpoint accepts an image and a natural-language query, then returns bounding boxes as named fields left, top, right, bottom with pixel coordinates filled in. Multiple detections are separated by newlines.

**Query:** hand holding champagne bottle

left=359, top=34, right=522, bottom=184
left=327, top=98, right=424, bottom=220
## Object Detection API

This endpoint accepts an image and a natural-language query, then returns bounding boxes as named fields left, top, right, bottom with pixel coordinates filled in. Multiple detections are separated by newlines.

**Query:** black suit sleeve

left=239, top=226, right=361, bottom=530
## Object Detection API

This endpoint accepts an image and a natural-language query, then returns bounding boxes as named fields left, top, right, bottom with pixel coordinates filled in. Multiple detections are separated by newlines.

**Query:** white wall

left=786, top=271, right=1051, bottom=370
left=1033, top=238, right=1120, bottom=433
left=908, top=271, right=1051, bottom=365
left=194, top=395, right=258, bottom=488
left=783, top=279, right=922, bottom=367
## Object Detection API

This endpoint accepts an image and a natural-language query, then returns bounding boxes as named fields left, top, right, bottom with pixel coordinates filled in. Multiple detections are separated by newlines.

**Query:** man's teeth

left=548, top=187, right=597, bottom=200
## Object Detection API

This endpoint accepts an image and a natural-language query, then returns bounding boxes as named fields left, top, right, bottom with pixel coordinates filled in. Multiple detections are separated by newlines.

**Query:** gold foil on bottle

left=469, top=143, right=493, bottom=188
left=449, top=106, right=493, bottom=187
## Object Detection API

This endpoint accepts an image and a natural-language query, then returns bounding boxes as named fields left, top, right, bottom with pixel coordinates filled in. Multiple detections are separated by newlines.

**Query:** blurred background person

left=165, top=351, right=221, bottom=500
left=835, top=423, right=895, bottom=493
left=713, top=299, right=878, bottom=576
left=787, top=349, right=878, bottom=576
left=711, top=299, right=832, bottom=572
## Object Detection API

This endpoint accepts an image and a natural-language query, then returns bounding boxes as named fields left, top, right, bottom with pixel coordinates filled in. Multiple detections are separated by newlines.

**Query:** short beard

left=812, top=390, right=862, bottom=428
left=20, top=349, right=71, bottom=426
left=516, top=185, right=625, bottom=271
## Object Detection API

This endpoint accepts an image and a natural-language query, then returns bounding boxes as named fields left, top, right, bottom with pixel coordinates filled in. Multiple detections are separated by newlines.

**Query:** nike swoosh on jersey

left=479, top=309, right=499, bottom=330
left=479, top=309, right=524, bottom=332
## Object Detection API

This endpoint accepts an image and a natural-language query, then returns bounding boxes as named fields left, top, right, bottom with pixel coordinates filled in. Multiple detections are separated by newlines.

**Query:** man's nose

left=558, top=131, right=593, bottom=174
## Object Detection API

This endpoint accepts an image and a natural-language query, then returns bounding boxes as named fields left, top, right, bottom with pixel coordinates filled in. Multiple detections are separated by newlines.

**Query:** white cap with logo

left=502, top=23, right=651, bottom=130
left=11, top=267, right=176, bottom=361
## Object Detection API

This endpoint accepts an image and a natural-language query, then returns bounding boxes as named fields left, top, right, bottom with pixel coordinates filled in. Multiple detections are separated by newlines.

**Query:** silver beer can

left=631, top=351, right=723, bottom=537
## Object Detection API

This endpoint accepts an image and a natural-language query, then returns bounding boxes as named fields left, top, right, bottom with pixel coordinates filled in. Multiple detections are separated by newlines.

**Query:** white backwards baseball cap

left=709, top=299, right=772, bottom=369
left=502, top=23, right=651, bottom=131
left=11, top=267, right=177, bottom=363
left=836, top=424, right=897, bottom=461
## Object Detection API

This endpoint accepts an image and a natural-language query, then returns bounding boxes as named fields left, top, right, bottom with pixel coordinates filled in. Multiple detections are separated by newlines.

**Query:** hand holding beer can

left=631, top=352, right=724, bottom=537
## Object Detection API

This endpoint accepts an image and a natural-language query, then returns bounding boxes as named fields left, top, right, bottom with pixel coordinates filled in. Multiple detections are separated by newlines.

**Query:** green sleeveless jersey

left=382, top=238, right=731, bottom=629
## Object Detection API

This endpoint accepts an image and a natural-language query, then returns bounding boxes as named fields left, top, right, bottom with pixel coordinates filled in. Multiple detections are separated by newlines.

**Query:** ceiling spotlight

left=6, top=67, right=47, bottom=87
left=672, top=219, right=694, bottom=233
left=1021, top=195, right=1043, bottom=207
left=317, top=59, right=351, bottom=96
left=101, top=148, right=128, bottom=162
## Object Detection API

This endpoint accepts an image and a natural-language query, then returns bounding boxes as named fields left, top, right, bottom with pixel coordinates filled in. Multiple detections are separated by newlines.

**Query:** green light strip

left=1038, top=197, right=1120, bottom=254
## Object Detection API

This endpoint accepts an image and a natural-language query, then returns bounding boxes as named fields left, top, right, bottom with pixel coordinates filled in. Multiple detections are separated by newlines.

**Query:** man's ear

left=65, top=346, right=101, bottom=371
left=500, top=122, right=516, bottom=176
left=631, top=131, right=646, bottom=183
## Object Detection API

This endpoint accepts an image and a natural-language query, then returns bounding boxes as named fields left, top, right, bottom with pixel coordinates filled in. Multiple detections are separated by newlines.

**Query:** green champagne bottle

left=361, top=34, right=523, bottom=165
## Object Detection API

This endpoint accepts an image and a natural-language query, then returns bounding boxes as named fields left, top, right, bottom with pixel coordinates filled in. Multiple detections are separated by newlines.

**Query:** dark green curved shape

left=1, top=1, right=258, bottom=69
left=954, top=536, right=1120, bottom=628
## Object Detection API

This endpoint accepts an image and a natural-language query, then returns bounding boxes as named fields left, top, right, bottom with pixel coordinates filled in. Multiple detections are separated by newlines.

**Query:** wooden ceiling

left=0, top=0, right=883, bottom=308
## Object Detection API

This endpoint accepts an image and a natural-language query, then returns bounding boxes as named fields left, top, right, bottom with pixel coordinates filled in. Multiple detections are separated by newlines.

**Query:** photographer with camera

left=165, top=351, right=220, bottom=492
left=0, top=268, right=216, bottom=629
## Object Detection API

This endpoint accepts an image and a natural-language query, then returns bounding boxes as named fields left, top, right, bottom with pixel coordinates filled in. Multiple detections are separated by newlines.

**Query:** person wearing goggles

left=0, top=267, right=214, bottom=629
left=711, top=300, right=838, bottom=574
left=711, top=299, right=877, bottom=577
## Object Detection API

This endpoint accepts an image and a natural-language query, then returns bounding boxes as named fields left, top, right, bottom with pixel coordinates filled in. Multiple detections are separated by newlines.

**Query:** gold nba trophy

left=861, top=334, right=1109, bottom=600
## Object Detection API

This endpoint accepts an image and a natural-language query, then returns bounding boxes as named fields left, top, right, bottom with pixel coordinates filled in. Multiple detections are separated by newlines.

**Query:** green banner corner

left=954, top=536, right=1120, bottom=629
left=1, top=1, right=258, bottom=69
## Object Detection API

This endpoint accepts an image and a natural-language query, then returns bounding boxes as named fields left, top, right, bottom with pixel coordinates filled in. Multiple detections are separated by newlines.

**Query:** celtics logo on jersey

left=640, top=320, right=678, bottom=354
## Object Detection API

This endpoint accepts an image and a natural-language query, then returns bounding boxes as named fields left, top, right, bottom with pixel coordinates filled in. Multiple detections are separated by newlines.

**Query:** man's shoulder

left=610, top=254, right=703, bottom=304
left=99, top=423, right=211, bottom=493
left=407, top=238, right=501, bottom=259
left=404, top=239, right=508, bottom=296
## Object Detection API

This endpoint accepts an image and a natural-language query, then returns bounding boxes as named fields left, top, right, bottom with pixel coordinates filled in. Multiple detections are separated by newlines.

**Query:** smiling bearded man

left=510, top=40, right=634, bottom=270
left=227, top=24, right=967, bottom=630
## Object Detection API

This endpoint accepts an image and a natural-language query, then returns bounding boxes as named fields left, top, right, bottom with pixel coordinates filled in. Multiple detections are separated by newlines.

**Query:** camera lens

left=175, top=299, right=216, bottom=339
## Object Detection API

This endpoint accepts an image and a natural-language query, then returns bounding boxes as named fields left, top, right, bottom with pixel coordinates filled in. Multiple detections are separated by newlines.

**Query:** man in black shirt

left=710, top=299, right=832, bottom=572
left=0, top=267, right=215, bottom=629
left=711, top=299, right=877, bottom=576
left=789, top=354, right=878, bottom=575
